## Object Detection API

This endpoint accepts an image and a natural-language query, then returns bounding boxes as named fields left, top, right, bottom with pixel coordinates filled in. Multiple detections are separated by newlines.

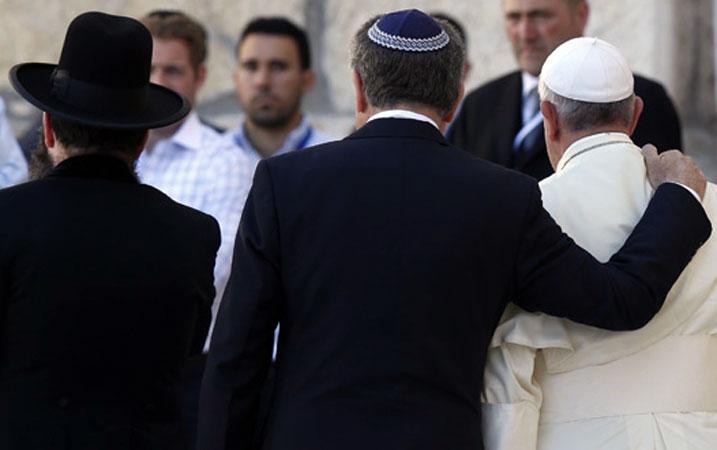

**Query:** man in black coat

left=0, top=12, right=219, bottom=450
left=197, top=9, right=710, bottom=450
left=448, top=0, right=682, bottom=180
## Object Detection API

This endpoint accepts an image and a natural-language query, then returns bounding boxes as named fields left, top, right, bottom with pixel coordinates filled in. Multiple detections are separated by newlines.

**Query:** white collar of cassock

left=367, top=109, right=440, bottom=130
left=556, top=132, right=632, bottom=173
left=556, top=131, right=701, bottom=203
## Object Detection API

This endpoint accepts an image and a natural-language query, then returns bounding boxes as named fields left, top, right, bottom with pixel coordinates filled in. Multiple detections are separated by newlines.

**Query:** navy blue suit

left=198, top=118, right=709, bottom=450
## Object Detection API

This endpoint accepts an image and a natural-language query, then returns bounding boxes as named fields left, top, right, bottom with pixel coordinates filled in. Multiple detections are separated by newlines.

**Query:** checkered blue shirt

left=0, top=97, right=28, bottom=188
left=137, top=112, right=253, bottom=350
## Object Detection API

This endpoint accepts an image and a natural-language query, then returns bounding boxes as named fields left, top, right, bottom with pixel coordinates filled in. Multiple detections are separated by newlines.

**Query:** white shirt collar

left=170, top=111, right=203, bottom=151
left=521, top=72, right=539, bottom=97
left=367, top=109, right=440, bottom=130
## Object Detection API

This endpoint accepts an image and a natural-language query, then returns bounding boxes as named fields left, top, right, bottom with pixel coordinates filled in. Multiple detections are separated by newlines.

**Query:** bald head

left=503, top=0, right=589, bottom=75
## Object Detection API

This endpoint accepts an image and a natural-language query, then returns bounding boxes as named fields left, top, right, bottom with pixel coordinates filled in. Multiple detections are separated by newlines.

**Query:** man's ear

left=301, top=69, right=316, bottom=94
left=541, top=101, right=567, bottom=170
left=195, top=64, right=208, bottom=88
left=540, top=101, right=560, bottom=142
left=628, top=96, right=644, bottom=136
left=442, top=82, right=465, bottom=124
left=352, top=70, right=368, bottom=114
left=42, top=112, right=55, bottom=149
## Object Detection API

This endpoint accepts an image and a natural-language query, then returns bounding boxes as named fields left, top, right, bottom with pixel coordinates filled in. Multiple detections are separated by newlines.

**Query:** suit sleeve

left=513, top=182, right=710, bottom=330
left=197, top=160, right=282, bottom=450
left=189, top=216, right=221, bottom=356
left=446, top=103, right=469, bottom=150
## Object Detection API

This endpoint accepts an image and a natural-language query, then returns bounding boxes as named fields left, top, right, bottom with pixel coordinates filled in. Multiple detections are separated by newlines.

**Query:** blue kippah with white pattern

left=368, top=9, right=450, bottom=52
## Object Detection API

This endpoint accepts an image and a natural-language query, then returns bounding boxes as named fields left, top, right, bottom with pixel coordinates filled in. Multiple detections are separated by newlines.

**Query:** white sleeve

left=481, top=304, right=573, bottom=450
left=482, top=343, right=541, bottom=450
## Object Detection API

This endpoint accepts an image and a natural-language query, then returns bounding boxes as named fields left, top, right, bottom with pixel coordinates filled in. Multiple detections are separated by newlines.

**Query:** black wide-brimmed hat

left=9, top=11, right=189, bottom=129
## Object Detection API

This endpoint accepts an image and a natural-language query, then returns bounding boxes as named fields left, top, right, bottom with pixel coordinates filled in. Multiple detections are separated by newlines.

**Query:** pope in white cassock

left=482, top=37, right=717, bottom=450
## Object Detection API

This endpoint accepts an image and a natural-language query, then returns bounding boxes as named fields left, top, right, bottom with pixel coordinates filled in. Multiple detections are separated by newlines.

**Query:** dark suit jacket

left=448, top=71, right=683, bottom=180
left=0, top=154, right=219, bottom=450
left=197, top=119, right=709, bottom=450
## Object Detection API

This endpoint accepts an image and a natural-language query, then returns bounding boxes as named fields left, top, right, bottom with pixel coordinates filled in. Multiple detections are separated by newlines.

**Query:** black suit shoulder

left=141, top=182, right=221, bottom=245
left=462, top=71, right=521, bottom=104
left=448, top=71, right=523, bottom=165
left=267, top=122, right=533, bottom=191
left=455, top=71, right=521, bottom=129
left=632, top=74, right=682, bottom=150
left=0, top=176, right=218, bottom=234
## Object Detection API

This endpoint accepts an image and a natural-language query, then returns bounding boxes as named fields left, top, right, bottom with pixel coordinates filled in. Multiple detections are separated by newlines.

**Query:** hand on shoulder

left=642, top=144, right=706, bottom=200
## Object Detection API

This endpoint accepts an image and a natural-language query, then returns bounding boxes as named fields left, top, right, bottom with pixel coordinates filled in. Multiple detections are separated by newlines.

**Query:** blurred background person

left=448, top=0, right=682, bottom=180
left=227, top=17, right=333, bottom=168
left=1, top=12, right=218, bottom=449
left=138, top=9, right=253, bottom=448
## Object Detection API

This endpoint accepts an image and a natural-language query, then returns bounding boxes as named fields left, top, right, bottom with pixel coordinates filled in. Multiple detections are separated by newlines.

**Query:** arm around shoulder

left=512, top=181, right=710, bottom=330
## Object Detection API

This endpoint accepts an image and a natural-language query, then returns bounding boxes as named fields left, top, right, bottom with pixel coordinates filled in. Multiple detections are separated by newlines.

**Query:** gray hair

left=350, top=15, right=465, bottom=116
left=538, top=78, right=635, bottom=132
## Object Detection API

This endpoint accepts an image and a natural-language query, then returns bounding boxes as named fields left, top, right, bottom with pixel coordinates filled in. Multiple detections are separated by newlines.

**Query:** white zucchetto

left=541, top=37, right=634, bottom=103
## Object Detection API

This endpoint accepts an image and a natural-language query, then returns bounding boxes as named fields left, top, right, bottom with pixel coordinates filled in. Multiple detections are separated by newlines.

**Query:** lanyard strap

left=296, top=127, right=314, bottom=150
left=234, top=127, right=314, bottom=153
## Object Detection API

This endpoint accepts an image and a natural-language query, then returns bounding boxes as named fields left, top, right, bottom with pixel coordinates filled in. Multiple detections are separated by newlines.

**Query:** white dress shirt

left=367, top=109, right=440, bottom=129
left=138, top=111, right=254, bottom=350
left=0, top=97, right=28, bottom=188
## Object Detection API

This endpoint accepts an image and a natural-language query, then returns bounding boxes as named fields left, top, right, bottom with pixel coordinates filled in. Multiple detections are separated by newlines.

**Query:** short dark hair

left=50, top=116, right=147, bottom=156
left=141, top=10, right=208, bottom=70
left=350, top=16, right=465, bottom=116
left=236, top=17, right=311, bottom=69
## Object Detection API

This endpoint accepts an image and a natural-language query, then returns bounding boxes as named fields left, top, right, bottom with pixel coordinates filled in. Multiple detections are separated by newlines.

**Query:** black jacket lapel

left=490, top=72, right=523, bottom=168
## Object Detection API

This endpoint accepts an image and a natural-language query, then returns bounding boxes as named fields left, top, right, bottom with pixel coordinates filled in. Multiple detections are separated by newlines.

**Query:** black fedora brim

left=10, top=62, right=190, bottom=129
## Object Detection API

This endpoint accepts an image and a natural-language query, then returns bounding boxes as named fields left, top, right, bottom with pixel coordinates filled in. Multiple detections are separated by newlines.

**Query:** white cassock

left=482, top=132, right=717, bottom=450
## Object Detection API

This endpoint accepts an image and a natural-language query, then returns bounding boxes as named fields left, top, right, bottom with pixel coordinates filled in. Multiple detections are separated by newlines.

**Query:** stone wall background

left=1, top=0, right=715, bottom=178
